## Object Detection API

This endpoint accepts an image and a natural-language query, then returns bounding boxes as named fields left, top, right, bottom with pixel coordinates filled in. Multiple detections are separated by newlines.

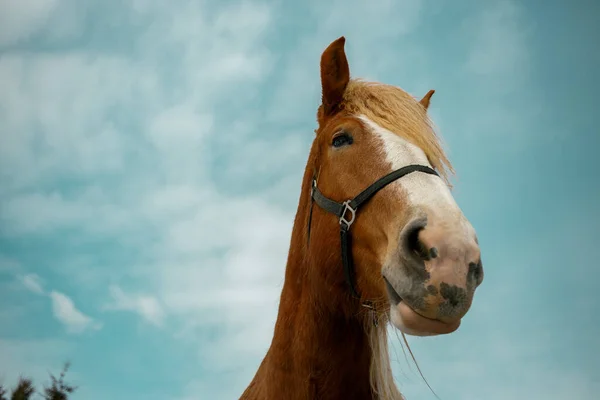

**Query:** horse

left=239, top=36, right=484, bottom=400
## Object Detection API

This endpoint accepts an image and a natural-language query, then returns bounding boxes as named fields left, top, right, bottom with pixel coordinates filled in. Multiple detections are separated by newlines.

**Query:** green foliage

left=42, top=363, right=77, bottom=400
left=10, top=378, right=35, bottom=400
left=0, top=363, right=76, bottom=400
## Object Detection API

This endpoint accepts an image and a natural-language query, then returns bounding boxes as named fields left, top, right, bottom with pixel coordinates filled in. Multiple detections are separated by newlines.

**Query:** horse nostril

left=468, top=260, right=483, bottom=283
left=405, top=222, right=437, bottom=261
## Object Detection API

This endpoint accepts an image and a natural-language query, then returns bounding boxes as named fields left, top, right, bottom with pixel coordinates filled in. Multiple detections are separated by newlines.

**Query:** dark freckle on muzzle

left=438, top=282, right=468, bottom=318
left=427, top=285, right=438, bottom=295
left=440, top=283, right=466, bottom=306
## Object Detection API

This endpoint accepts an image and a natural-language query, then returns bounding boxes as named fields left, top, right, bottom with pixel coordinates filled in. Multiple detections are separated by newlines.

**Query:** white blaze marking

left=358, top=115, right=460, bottom=215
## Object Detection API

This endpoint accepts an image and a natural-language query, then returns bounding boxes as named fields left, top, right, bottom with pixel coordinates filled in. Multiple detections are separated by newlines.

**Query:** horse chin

left=388, top=299, right=461, bottom=337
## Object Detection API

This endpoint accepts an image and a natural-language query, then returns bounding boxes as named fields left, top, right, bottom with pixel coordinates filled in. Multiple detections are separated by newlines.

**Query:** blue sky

left=0, top=0, right=598, bottom=399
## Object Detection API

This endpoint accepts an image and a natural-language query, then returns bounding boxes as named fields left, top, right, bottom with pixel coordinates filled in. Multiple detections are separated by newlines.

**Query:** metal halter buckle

left=339, top=200, right=356, bottom=228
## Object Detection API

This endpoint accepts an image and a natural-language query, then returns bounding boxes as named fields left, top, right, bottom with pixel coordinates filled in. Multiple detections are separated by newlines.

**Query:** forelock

left=341, top=79, right=454, bottom=183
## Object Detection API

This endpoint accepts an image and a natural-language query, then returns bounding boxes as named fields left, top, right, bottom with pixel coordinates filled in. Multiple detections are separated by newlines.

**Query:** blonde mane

left=367, top=316, right=405, bottom=400
left=342, top=79, right=454, bottom=184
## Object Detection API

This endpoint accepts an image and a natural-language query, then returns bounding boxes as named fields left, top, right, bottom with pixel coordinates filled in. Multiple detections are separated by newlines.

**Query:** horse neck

left=254, top=249, right=375, bottom=400
left=242, top=151, right=404, bottom=400
left=242, top=162, right=395, bottom=400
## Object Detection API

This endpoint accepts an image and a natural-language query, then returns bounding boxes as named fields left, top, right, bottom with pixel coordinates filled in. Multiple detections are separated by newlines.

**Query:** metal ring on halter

left=339, top=200, right=356, bottom=228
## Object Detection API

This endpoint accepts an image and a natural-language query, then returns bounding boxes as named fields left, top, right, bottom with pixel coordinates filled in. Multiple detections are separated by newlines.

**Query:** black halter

left=309, top=164, right=439, bottom=307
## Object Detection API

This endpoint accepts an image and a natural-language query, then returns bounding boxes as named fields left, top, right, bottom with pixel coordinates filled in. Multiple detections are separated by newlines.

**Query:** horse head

left=307, top=36, right=484, bottom=336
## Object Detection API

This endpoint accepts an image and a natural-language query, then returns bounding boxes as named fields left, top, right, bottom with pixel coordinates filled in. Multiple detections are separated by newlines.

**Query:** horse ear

left=419, top=89, right=435, bottom=110
left=320, top=36, right=350, bottom=117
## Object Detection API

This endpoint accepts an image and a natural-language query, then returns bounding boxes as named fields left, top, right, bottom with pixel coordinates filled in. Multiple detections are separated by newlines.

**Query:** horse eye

left=332, top=133, right=353, bottom=148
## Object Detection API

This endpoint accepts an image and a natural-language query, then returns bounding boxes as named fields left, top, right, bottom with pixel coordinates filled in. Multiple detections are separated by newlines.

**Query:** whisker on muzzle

left=400, top=331, right=441, bottom=400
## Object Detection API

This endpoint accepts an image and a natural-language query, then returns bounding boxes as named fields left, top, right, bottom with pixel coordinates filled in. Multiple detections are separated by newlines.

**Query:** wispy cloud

left=14, top=271, right=101, bottom=335
left=104, top=285, right=165, bottom=327
left=19, top=273, right=44, bottom=294
left=49, top=291, right=102, bottom=334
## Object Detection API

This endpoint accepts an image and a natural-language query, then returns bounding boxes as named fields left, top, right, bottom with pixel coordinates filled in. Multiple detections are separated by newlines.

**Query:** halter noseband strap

left=310, top=164, right=440, bottom=304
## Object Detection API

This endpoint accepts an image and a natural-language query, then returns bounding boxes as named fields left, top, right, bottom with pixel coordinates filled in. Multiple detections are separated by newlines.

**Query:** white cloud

left=1, top=191, right=89, bottom=235
left=11, top=271, right=104, bottom=336
left=0, top=1, right=274, bottom=194
left=49, top=291, right=102, bottom=334
left=158, top=196, right=291, bottom=323
left=1, top=1, right=285, bottom=371
left=0, top=0, right=59, bottom=46
left=0, top=188, right=146, bottom=238
left=145, top=104, right=215, bottom=184
left=104, top=285, right=165, bottom=327
left=19, top=273, right=45, bottom=295
left=464, top=0, right=531, bottom=84
left=0, top=52, right=148, bottom=191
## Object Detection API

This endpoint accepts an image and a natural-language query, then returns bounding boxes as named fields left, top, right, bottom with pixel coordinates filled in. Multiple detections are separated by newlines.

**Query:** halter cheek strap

left=309, top=164, right=440, bottom=305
